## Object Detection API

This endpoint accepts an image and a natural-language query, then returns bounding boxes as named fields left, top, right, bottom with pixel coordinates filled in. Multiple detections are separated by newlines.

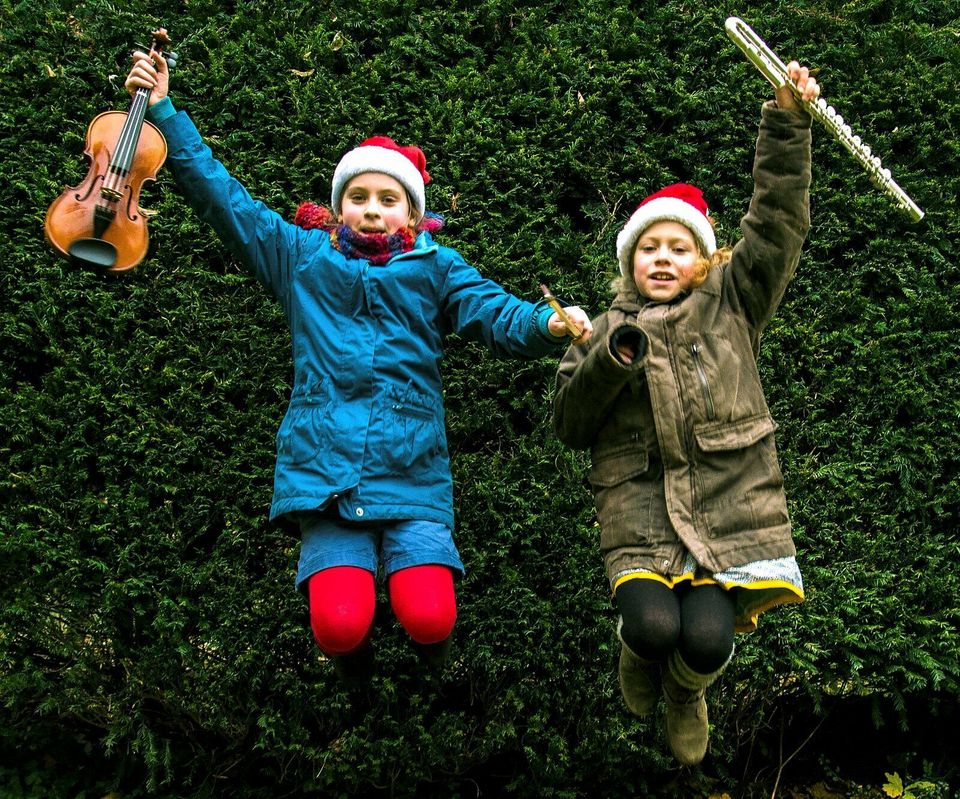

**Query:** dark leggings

left=615, top=579, right=735, bottom=675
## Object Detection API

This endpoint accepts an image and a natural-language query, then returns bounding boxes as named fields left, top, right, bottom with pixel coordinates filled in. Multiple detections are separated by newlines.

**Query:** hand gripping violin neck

left=44, top=29, right=178, bottom=272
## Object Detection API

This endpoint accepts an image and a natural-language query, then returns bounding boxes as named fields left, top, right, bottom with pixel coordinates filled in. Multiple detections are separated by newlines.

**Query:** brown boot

left=661, top=651, right=728, bottom=766
left=618, top=643, right=660, bottom=717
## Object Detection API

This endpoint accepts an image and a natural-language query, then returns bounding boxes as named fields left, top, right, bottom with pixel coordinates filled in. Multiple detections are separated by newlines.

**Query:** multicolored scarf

left=293, top=202, right=444, bottom=266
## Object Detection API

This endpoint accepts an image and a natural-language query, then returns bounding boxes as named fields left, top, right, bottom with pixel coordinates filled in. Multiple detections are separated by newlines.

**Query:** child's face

left=631, top=221, right=700, bottom=302
left=338, top=173, right=417, bottom=235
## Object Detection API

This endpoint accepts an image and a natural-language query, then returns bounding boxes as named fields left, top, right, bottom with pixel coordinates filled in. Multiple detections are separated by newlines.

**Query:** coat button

left=662, top=559, right=669, bottom=568
left=355, top=508, right=365, bottom=517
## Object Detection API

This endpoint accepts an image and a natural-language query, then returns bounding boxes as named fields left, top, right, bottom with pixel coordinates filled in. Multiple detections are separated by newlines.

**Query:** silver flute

left=725, top=16, right=924, bottom=222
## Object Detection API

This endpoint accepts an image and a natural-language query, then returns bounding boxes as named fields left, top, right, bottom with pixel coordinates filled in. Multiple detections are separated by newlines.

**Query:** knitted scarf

left=293, top=202, right=444, bottom=265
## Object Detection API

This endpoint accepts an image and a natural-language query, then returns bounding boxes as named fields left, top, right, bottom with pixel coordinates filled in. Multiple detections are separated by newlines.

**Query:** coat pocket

left=693, top=414, right=788, bottom=538
left=590, top=447, right=659, bottom=556
left=276, top=388, right=331, bottom=466
left=589, top=448, right=650, bottom=488
left=694, top=413, right=777, bottom=452
left=382, top=391, right=442, bottom=472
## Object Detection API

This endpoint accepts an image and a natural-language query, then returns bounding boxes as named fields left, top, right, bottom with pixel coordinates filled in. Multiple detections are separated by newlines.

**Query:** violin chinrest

left=69, top=237, right=118, bottom=270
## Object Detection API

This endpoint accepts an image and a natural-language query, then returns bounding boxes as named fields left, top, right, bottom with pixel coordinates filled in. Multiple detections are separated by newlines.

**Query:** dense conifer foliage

left=2, top=1, right=957, bottom=796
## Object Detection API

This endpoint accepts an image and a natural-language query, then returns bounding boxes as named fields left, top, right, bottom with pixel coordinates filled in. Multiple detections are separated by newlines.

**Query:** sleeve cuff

left=147, top=96, right=177, bottom=124
left=609, top=324, right=648, bottom=366
left=761, top=99, right=813, bottom=129
left=535, top=301, right=568, bottom=344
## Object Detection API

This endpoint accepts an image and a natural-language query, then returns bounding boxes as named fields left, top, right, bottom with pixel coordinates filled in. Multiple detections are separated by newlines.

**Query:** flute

left=725, top=16, right=924, bottom=223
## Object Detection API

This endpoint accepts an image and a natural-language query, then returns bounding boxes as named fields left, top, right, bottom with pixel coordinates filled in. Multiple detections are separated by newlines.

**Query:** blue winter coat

left=150, top=103, right=564, bottom=529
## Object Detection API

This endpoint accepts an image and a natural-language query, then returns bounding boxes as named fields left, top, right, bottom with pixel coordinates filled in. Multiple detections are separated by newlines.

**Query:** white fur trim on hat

left=615, top=196, right=717, bottom=278
left=331, top=145, right=426, bottom=218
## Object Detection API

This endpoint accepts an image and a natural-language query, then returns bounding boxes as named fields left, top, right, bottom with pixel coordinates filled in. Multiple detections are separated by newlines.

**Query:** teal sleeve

left=147, top=96, right=177, bottom=124
left=536, top=301, right=567, bottom=344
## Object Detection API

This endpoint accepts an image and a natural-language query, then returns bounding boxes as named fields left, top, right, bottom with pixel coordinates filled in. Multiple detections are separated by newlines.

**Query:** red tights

left=307, top=564, right=457, bottom=655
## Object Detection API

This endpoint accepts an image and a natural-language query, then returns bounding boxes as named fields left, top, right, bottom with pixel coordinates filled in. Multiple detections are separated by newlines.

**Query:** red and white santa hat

left=615, top=182, right=716, bottom=278
left=331, top=136, right=430, bottom=219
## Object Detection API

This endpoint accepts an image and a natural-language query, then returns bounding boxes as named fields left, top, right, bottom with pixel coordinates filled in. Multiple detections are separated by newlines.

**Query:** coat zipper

left=691, top=342, right=716, bottom=421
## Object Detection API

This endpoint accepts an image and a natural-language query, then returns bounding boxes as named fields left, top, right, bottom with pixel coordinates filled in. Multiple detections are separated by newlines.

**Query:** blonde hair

left=690, top=246, right=733, bottom=288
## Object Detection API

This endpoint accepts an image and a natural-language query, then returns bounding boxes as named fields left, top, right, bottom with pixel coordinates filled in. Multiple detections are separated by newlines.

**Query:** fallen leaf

left=883, top=772, right=904, bottom=798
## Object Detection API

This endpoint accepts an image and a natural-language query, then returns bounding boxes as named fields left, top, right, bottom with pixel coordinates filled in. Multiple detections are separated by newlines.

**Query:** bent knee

left=396, top=603, right=457, bottom=644
left=619, top=612, right=681, bottom=661
left=389, top=565, right=457, bottom=645
left=311, top=604, right=374, bottom=655
left=679, top=634, right=734, bottom=674
left=308, top=567, right=376, bottom=656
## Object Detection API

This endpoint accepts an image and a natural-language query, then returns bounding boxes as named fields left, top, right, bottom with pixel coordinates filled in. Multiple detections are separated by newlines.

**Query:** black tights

left=615, top=579, right=735, bottom=675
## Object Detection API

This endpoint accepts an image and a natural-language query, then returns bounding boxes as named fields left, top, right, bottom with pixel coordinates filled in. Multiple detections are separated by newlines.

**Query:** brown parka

left=553, top=103, right=812, bottom=586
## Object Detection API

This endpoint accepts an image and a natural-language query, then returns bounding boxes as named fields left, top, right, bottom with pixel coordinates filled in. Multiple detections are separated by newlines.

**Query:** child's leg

left=307, top=565, right=377, bottom=655
left=307, top=565, right=378, bottom=688
left=381, top=519, right=463, bottom=669
left=678, top=583, right=735, bottom=673
left=662, top=584, right=736, bottom=765
left=614, top=578, right=682, bottom=660
left=614, top=579, right=681, bottom=716
left=299, top=511, right=379, bottom=657
left=388, top=564, right=457, bottom=667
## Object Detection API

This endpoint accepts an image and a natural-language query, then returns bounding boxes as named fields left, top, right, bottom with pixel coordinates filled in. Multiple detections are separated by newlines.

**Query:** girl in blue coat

left=125, top=50, right=592, bottom=683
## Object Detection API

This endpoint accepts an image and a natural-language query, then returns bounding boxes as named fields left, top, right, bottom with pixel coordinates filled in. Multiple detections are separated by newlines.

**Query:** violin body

left=45, top=111, right=167, bottom=273
left=44, top=28, right=174, bottom=273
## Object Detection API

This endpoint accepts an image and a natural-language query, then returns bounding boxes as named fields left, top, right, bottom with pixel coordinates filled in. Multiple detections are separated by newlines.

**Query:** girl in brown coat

left=553, top=62, right=820, bottom=765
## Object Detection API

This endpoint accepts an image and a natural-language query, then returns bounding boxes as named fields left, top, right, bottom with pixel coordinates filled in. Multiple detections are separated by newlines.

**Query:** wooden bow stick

left=539, top=284, right=582, bottom=341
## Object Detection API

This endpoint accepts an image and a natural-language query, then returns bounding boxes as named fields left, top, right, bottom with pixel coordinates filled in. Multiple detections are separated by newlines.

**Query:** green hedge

left=2, top=0, right=958, bottom=796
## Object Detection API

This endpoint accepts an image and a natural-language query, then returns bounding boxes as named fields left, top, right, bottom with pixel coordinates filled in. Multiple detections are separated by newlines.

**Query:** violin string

left=100, top=87, right=149, bottom=213
left=115, top=89, right=148, bottom=177
left=104, top=39, right=160, bottom=204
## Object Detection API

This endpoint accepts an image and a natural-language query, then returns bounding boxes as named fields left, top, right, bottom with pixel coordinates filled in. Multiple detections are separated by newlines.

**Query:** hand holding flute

left=773, top=61, right=821, bottom=111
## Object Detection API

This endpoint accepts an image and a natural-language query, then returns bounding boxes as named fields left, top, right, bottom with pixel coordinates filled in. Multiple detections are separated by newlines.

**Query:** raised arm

left=124, top=52, right=307, bottom=300
left=727, top=65, right=815, bottom=334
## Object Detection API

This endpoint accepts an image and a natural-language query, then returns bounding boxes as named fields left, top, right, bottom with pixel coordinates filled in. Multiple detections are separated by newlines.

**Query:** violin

left=44, top=29, right=177, bottom=272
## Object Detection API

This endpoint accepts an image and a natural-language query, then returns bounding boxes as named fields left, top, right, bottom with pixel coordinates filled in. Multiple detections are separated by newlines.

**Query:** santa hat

left=331, top=136, right=430, bottom=218
left=615, top=183, right=716, bottom=278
